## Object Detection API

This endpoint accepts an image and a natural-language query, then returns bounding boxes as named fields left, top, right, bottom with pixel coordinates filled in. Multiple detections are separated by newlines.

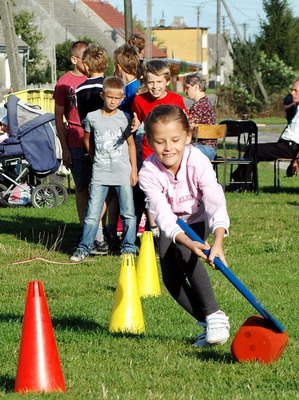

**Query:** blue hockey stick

left=177, top=218, right=285, bottom=332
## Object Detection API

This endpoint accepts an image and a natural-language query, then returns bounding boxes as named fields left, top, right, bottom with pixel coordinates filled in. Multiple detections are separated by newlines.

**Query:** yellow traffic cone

left=109, top=254, right=145, bottom=334
left=136, top=231, right=161, bottom=297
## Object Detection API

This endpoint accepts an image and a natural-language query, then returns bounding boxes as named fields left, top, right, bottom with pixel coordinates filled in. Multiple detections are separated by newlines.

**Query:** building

left=153, top=17, right=208, bottom=75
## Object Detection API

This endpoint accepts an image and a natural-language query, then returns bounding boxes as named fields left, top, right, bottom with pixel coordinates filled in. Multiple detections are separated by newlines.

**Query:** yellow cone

left=109, top=254, right=145, bottom=334
left=136, top=231, right=161, bottom=297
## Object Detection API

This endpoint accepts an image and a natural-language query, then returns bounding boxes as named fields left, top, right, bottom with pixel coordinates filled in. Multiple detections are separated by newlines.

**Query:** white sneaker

left=192, top=321, right=210, bottom=347
left=206, top=311, right=230, bottom=345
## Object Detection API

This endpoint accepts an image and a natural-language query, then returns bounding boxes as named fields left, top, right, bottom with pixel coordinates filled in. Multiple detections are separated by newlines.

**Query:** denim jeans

left=78, top=184, right=137, bottom=254
left=197, top=144, right=217, bottom=160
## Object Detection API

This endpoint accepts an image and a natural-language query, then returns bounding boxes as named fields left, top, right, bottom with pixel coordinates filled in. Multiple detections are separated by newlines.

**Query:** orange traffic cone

left=109, top=254, right=145, bottom=334
left=136, top=231, right=161, bottom=297
left=15, top=281, right=66, bottom=393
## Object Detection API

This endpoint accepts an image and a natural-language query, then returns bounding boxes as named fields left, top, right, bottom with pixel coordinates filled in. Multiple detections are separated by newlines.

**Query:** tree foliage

left=13, top=10, right=50, bottom=84
left=257, top=0, right=299, bottom=69
left=258, top=53, right=296, bottom=94
left=228, top=38, right=260, bottom=98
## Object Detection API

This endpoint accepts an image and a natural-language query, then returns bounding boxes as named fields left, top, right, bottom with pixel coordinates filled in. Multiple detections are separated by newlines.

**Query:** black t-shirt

left=76, top=76, right=105, bottom=122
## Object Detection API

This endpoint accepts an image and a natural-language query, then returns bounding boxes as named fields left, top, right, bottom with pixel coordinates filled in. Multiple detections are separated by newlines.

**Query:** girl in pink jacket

left=139, top=105, right=230, bottom=347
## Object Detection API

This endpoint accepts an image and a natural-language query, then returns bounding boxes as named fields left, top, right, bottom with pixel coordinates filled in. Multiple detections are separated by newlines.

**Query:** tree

left=257, top=0, right=299, bottom=69
left=228, top=38, right=261, bottom=98
left=13, top=10, right=50, bottom=84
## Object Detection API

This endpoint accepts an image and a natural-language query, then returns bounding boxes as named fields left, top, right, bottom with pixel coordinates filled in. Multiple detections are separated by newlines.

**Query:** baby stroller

left=0, top=94, right=67, bottom=208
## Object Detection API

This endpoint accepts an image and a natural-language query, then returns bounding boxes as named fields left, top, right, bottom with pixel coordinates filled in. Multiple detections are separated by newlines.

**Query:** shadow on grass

left=0, top=313, right=22, bottom=323
left=0, top=374, right=15, bottom=393
left=0, top=215, right=81, bottom=255
left=52, top=316, right=103, bottom=333
left=180, top=345, right=235, bottom=363
left=262, top=186, right=299, bottom=194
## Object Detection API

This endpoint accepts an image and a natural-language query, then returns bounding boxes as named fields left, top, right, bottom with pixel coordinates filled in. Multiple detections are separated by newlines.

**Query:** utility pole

left=221, top=0, right=268, bottom=101
left=145, top=0, right=152, bottom=60
left=124, top=0, right=133, bottom=41
left=242, top=23, right=248, bottom=42
left=195, top=6, right=200, bottom=71
left=50, top=0, right=57, bottom=85
left=0, top=0, right=23, bottom=91
left=216, top=0, right=221, bottom=87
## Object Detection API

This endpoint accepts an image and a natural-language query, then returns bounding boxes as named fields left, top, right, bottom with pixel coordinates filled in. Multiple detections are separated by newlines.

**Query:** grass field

left=0, top=163, right=298, bottom=399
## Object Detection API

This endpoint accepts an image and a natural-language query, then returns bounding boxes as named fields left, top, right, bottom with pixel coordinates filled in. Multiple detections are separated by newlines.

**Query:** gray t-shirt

left=83, top=109, right=132, bottom=185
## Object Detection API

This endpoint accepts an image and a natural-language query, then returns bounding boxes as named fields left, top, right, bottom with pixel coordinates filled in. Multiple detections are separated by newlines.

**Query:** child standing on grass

left=138, top=105, right=230, bottom=347
left=70, top=77, right=138, bottom=261
left=54, top=41, right=89, bottom=229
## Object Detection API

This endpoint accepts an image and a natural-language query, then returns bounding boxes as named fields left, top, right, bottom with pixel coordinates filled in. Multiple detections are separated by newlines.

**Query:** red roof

left=82, top=1, right=166, bottom=58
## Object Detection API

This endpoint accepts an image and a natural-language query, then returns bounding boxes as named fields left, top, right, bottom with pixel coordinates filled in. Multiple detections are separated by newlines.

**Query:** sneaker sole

left=90, top=250, right=109, bottom=255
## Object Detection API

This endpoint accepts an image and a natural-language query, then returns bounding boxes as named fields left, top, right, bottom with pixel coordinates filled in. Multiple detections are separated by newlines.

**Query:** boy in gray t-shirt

left=70, top=77, right=138, bottom=261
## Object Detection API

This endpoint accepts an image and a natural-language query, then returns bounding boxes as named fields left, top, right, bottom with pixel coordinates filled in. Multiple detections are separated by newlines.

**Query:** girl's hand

left=190, top=241, right=210, bottom=261
left=207, top=243, right=228, bottom=269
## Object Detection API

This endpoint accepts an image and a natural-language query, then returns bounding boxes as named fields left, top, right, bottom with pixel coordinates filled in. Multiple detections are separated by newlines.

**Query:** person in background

left=184, top=72, right=217, bottom=160
left=127, top=34, right=146, bottom=82
left=139, top=105, right=230, bottom=347
left=76, top=43, right=107, bottom=122
left=53, top=41, right=89, bottom=232
left=283, top=92, right=297, bottom=124
left=114, top=43, right=141, bottom=116
left=132, top=59, right=189, bottom=244
left=231, top=77, right=299, bottom=187
left=70, top=77, right=138, bottom=261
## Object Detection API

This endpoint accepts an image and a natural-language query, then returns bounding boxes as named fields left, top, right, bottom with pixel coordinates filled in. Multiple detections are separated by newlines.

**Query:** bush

left=216, top=85, right=263, bottom=119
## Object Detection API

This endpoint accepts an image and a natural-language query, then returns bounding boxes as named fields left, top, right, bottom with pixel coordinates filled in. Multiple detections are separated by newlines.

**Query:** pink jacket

left=139, top=145, right=230, bottom=242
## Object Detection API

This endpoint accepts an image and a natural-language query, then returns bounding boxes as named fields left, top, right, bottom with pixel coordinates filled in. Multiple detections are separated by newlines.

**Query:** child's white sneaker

left=192, top=321, right=210, bottom=347
left=206, top=310, right=230, bottom=345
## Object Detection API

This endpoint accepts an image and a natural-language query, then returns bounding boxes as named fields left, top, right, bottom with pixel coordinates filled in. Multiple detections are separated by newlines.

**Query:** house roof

left=82, top=0, right=166, bottom=58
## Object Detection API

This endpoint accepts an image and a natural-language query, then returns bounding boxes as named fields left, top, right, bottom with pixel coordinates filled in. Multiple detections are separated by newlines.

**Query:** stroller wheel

left=31, top=184, right=59, bottom=208
left=50, top=182, right=68, bottom=205
left=0, top=184, right=10, bottom=207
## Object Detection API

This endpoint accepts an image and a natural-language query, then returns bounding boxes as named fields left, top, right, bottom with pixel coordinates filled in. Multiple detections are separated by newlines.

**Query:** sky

left=107, top=0, right=298, bottom=39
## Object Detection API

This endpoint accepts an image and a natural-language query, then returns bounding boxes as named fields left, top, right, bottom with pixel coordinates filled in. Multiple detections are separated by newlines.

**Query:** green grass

left=0, top=165, right=298, bottom=399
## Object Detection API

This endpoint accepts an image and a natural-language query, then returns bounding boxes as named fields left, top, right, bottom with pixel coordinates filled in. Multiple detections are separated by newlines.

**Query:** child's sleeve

left=139, top=162, right=184, bottom=242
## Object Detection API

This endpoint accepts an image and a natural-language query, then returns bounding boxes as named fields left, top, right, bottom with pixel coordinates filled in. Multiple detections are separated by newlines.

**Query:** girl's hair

left=102, top=76, right=125, bottom=94
left=184, top=72, right=207, bottom=92
left=145, top=105, right=190, bottom=140
left=114, top=44, right=140, bottom=77
left=127, top=34, right=146, bottom=53
left=145, top=60, right=170, bottom=82
left=82, top=43, right=108, bottom=73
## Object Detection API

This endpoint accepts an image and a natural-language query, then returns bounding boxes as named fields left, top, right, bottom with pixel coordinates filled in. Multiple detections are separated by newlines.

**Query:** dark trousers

left=233, top=139, right=298, bottom=181
left=159, top=222, right=219, bottom=323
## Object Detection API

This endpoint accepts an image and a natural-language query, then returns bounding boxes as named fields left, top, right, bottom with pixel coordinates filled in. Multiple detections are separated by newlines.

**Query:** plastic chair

left=218, top=120, right=259, bottom=193
left=274, top=158, right=295, bottom=192
left=195, top=124, right=227, bottom=188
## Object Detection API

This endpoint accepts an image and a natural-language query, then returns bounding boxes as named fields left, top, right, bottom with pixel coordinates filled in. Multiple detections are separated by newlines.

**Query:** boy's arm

left=55, top=104, right=71, bottom=168
left=127, top=134, right=138, bottom=186
left=83, top=131, right=94, bottom=161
